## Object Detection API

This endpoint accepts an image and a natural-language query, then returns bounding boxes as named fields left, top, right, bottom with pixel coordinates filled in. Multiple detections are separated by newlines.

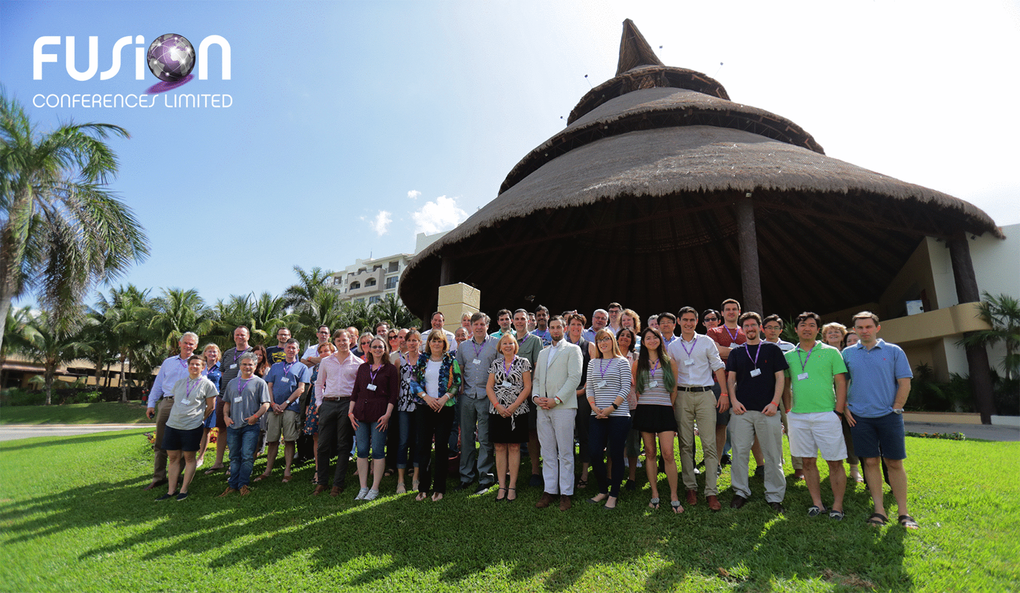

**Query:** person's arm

left=782, top=378, right=792, bottom=413
left=834, top=372, right=848, bottom=416
left=514, top=369, right=532, bottom=413
left=892, top=377, right=911, bottom=410
left=315, top=358, right=328, bottom=396
left=727, top=371, right=745, bottom=414
left=146, top=363, right=169, bottom=417
left=266, top=381, right=280, bottom=413
left=762, top=370, right=784, bottom=416
left=554, top=346, right=582, bottom=406
left=223, top=395, right=233, bottom=427
left=485, top=372, right=500, bottom=411
left=714, top=367, right=730, bottom=413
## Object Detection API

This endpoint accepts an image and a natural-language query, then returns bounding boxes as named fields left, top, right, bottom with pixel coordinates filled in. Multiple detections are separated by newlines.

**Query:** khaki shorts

left=266, top=410, right=301, bottom=442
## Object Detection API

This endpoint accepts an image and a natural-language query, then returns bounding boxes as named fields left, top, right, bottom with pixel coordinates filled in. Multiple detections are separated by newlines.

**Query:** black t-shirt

left=267, top=346, right=286, bottom=364
left=725, top=341, right=789, bottom=411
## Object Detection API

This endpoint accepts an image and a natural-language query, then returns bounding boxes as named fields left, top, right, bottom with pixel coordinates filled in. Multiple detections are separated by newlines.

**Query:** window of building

left=369, top=295, right=381, bottom=304
left=366, top=278, right=377, bottom=287
left=385, top=276, right=398, bottom=290
left=333, top=277, right=342, bottom=285
left=388, top=261, right=399, bottom=273
left=349, top=281, right=361, bottom=290
left=373, top=264, right=382, bottom=272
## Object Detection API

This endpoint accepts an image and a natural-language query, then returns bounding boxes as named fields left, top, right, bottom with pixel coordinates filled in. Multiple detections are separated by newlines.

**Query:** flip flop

left=829, top=509, right=845, bottom=521
left=204, top=466, right=225, bottom=475
left=281, top=475, right=292, bottom=483
left=671, top=500, right=683, bottom=513
left=867, top=512, right=888, bottom=526
left=807, top=505, right=827, bottom=517
left=898, top=515, right=919, bottom=530
left=648, top=497, right=660, bottom=510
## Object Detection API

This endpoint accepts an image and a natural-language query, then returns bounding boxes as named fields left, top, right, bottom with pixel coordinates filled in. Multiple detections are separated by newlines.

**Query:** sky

left=2, top=0, right=1018, bottom=310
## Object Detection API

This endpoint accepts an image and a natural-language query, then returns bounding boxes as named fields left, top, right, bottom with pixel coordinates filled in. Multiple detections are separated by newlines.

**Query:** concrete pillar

left=438, top=282, right=480, bottom=333
left=948, top=232, right=996, bottom=424
left=736, top=194, right=763, bottom=314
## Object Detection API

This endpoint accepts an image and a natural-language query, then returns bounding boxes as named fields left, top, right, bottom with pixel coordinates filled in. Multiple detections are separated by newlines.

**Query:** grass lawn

left=0, top=402, right=152, bottom=425
left=1, top=430, right=1018, bottom=592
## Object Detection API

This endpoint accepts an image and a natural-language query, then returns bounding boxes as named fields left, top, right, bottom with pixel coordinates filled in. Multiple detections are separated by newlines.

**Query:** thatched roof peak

left=617, top=19, right=664, bottom=75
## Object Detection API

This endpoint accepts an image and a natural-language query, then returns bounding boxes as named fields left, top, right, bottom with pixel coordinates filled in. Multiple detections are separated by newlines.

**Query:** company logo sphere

left=147, top=34, right=195, bottom=82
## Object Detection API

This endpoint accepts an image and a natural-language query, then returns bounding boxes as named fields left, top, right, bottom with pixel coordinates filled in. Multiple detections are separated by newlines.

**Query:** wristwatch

left=892, top=408, right=904, bottom=415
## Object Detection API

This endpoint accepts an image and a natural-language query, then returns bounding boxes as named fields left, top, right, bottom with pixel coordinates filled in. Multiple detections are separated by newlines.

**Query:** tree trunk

left=44, top=368, right=54, bottom=406
left=119, top=356, right=129, bottom=403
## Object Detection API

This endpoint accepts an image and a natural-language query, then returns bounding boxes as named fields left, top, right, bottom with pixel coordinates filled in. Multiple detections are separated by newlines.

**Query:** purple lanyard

left=503, top=356, right=515, bottom=378
left=233, top=348, right=248, bottom=364
left=185, top=378, right=196, bottom=399
left=724, top=326, right=740, bottom=344
left=177, top=357, right=188, bottom=371
left=238, top=377, right=251, bottom=393
left=651, top=359, right=660, bottom=376
left=369, top=364, right=381, bottom=384
left=471, top=339, right=485, bottom=358
left=283, top=362, right=294, bottom=378
left=680, top=336, right=697, bottom=358
left=796, top=345, right=815, bottom=373
left=749, top=343, right=762, bottom=368
left=599, top=359, right=610, bottom=379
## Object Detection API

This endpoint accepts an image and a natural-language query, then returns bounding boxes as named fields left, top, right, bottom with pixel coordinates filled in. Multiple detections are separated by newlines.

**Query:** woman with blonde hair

left=586, top=329, right=632, bottom=509
left=486, top=332, right=532, bottom=502
left=412, top=330, right=462, bottom=501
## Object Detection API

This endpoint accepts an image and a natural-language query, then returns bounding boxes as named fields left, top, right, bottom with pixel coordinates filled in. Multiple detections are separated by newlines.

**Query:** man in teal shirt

left=782, top=312, right=848, bottom=520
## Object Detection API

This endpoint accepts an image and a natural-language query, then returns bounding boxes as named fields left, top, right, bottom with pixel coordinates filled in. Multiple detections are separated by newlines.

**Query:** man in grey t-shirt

left=219, top=353, right=271, bottom=497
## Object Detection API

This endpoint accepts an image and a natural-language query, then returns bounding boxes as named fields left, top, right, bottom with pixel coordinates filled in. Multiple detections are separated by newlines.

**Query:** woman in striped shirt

left=586, top=329, right=633, bottom=510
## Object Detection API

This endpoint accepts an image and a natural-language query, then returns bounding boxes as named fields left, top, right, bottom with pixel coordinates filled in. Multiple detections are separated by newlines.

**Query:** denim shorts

left=163, top=425, right=204, bottom=452
left=849, top=412, right=906, bottom=460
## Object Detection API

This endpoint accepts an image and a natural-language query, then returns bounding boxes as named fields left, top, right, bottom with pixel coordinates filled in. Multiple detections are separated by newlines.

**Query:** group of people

left=140, top=300, right=918, bottom=529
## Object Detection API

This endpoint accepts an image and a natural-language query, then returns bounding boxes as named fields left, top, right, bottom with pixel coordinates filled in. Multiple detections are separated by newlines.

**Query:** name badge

left=181, top=399, right=190, bottom=405
left=649, top=380, right=658, bottom=388
left=597, top=380, right=607, bottom=388
left=230, top=364, right=238, bottom=370
left=472, top=358, right=481, bottom=365
left=233, top=396, right=242, bottom=403
left=281, top=377, right=290, bottom=384
left=797, top=372, right=809, bottom=381
left=367, top=383, right=377, bottom=391
left=501, top=380, right=511, bottom=388
left=684, top=359, right=694, bottom=366
left=750, top=369, right=761, bottom=377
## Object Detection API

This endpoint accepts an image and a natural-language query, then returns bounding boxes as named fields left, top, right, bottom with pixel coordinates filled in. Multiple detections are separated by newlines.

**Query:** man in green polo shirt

left=782, top=312, right=849, bottom=520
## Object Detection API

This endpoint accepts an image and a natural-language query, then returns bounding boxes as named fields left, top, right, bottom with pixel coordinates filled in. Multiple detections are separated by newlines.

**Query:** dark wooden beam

left=948, top=231, right=996, bottom=424
left=736, top=194, right=763, bottom=314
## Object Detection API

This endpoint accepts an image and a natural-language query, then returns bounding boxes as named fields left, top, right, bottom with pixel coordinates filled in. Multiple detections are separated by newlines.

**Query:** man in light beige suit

left=532, top=316, right=583, bottom=511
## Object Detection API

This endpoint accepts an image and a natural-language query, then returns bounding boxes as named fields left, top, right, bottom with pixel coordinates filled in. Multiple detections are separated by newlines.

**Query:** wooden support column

left=736, top=194, right=763, bottom=314
left=948, top=232, right=996, bottom=424
left=439, top=256, right=454, bottom=287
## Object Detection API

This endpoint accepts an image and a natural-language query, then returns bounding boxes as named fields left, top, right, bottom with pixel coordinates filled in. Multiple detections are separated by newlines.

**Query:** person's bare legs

left=356, top=457, right=370, bottom=489
left=180, top=451, right=198, bottom=494
left=258, top=441, right=279, bottom=480
left=862, top=456, right=886, bottom=515
left=494, top=443, right=508, bottom=500
left=628, top=455, right=639, bottom=484
left=196, top=428, right=210, bottom=465
left=166, top=450, right=183, bottom=495
left=311, top=434, right=319, bottom=482
left=716, top=424, right=727, bottom=465
left=802, top=456, right=824, bottom=508
left=659, top=432, right=680, bottom=505
left=884, top=458, right=909, bottom=518
left=752, top=434, right=764, bottom=467
left=507, top=443, right=520, bottom=500
left=212, top=435, right=227, bottom=469
left=370, top=457, right=385, bottom=491
left=642, top=433, right=660, bottom=504
left=827, top=459, right=847, bottom=512
left=529, top=430, right=541, bottom=481
left=580, top=462, right=590, bottom=483
left=282, top=441, right=295, bottom=479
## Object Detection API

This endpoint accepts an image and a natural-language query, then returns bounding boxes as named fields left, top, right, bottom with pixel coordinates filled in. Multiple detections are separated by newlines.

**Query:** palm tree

left=0, top=90, right=149, bottom=353
left=371, top=293, right=420, bottom=330
left=95, top=284, right=156, bottom=402
left=251, top=291, right=298, bottom=345
left=297, top=288, right=345, bottom=345
left=14, top=308, right=91, bottom=405
left=339, top=299, right=373, bottom=334
left=148, top=288, right=213, bottom=352
left=960, top=292, right=1020, bottom=380
left=282, top=266, right=336, bottom=312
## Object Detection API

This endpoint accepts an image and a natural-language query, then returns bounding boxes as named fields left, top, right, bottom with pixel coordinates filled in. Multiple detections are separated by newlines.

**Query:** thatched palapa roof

left=399, top=19, right=1001, bottom=322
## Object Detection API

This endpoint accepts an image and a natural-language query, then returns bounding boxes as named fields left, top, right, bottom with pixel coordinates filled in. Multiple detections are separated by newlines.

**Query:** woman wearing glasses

left=349, top=336, right=399, bottom=501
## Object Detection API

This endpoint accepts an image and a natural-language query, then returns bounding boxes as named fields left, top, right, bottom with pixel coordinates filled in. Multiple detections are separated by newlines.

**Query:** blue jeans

left=356, top=421, right=388, bottom=460
left=589, top=415, right=632, bottom=497
left=226, top=422, right=260, bottom=489
left=397, top=410, right=419, bottom=469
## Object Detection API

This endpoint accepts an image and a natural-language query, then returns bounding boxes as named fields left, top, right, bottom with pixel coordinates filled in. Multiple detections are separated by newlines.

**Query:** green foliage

left=0, top=387, right=46, bottom=406
left=907, top=363, right=975, bottom=412
left=0, top=400, right=149, bottom=423
left=959, top=291, right=1020, bottom=380
left=0, top=431, right=1017, bottom=592
left=905, top=431, right=967, bottom=440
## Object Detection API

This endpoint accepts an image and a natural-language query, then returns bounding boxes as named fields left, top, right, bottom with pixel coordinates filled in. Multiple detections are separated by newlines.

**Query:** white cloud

left=412, top=195, right=467, bottom=235
left=371, top=210, right=392, bottom=236
left=407, top=190, right=421, bottom=200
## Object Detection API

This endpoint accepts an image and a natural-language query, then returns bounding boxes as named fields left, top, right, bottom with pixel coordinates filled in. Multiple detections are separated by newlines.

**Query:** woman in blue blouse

left=196, top=343, right=222, bottom=468
left=412, top=331, right=462, bottom=502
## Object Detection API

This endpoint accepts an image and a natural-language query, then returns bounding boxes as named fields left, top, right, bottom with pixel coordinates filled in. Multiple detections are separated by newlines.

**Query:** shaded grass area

left=1, top=429, right=1018, bottom=592
left=0, top=402, right=152, bottom=425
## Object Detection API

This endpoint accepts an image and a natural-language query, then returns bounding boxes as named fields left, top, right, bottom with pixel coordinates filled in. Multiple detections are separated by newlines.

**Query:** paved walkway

left=903, top=421, right=1019, bottom=442
left=0, top=424, right=148, bottom=443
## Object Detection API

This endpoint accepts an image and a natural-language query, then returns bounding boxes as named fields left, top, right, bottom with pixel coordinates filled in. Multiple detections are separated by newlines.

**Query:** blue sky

left=3, top=0, right=1018, bottom=309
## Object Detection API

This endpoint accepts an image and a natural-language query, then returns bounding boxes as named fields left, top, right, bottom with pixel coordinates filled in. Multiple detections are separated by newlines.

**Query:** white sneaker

left=365, top=489, right=379, bottom=501
left=355, top=487, right=370, bottom=500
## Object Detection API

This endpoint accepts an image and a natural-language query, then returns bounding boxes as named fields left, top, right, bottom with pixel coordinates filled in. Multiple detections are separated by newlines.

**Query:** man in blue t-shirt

left=842, top=311, right=916, bottom=529
left=257, top=339, right=311, bottom=484
left=726, top=312, right=789, bottom=514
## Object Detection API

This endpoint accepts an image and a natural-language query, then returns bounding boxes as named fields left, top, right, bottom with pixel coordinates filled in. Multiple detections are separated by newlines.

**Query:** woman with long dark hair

left=633, top=327, right=682, bottom=512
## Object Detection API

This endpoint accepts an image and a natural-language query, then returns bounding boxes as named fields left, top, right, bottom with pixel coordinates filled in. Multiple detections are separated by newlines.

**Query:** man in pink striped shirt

left=312, top=330, right=364, bottom=496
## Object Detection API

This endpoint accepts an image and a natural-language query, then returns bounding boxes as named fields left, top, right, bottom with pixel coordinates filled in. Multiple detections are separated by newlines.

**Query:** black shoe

left=454, top=481, right=473, bottom=492
left=720, top=454, right=731, bottom=467
left=754, top=466, right=764, bottom=479
left=529, top=474, right=543, bottom=488
left=155, top=493, right=173, bottom=501
left=730, top=495, right=747, bottom=509
left=769, top=501, right=785, bottom=515
left=474, top=483, right=493, bottom=495
left=625, top=480, right=637, bottom=491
